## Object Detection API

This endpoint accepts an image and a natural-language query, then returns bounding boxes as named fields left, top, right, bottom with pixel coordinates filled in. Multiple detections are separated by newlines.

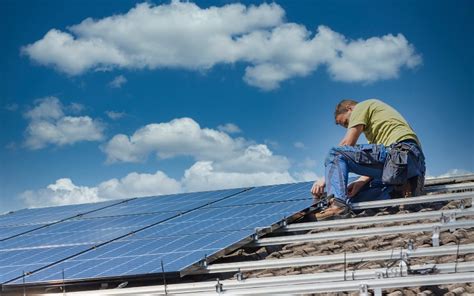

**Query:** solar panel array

left=0, top=182, right=314, bottom=285
left=0, top=199, right=128, bottom=240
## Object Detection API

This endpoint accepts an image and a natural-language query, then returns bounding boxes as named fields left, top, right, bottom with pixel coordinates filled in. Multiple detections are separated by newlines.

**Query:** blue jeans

left=325, top=143, right=425, bottom=205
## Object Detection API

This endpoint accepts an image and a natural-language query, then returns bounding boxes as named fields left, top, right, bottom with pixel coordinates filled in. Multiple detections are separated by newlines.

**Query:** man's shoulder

left=353, top=99, right=376, bottom=112
left=355, top=99, right=388, bottom=111
left=359, top=98, right=383, bottom=106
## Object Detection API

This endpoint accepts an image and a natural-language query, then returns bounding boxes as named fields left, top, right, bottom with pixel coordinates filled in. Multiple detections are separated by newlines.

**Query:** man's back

left=348, top=99, right=420, bottom=146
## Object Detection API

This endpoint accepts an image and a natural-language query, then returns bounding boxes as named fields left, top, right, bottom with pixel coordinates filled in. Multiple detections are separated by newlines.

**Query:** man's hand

left=311, top=179, right=326, bottom=198
left=347, top=176, right=371, bottom=198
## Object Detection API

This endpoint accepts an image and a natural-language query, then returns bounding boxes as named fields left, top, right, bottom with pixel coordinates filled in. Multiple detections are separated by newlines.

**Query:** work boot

left=315, top=199, right=350, bottom=220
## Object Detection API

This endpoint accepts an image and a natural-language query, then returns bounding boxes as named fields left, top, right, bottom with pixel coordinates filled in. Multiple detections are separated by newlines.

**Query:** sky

left=1, top=0, right=473, bottom=213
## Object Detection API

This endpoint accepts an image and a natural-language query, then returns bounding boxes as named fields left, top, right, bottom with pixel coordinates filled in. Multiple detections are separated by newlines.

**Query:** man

left=311, top=99, right=425, bottom=220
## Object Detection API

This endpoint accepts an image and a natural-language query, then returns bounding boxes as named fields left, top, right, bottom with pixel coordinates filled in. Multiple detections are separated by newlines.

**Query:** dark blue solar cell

left=0, top=224, right=42, bottom=240
left=0, top=245, right=94, bottom=283
left=0, top=212, right=178, bottom=250
left=9, top=231, right=253, bottom=283
left=208, top=182, right=313, bottom=207
left=0, top=199, right=129, bottom=228
left=2, top=182, right=315, bottom=285
left=82, top=188, right=246, bottom=218
left=132, top=200, right=312, bottom=238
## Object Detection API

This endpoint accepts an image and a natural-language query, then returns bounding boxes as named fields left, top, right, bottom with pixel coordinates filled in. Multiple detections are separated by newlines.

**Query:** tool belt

left=382, top=140, right=423, bottom=186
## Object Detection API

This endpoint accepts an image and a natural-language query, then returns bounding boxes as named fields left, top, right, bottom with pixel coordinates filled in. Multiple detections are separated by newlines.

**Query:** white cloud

left=21, top=178, right=101, bottom=207
left=22, top=1, right=421, bottom=90
left=103, top=117, right=290, bottom=174
left=326, top=31, right=422, bottom=82
left=21, top=113, right=326, bottom=207
left=20, top=171, right=182, bottom=208
left=182, top=161, right=294, bottom=192
left=25, top=96, right=64, bottom=120
left=217, top=123, right=242, bottom=134
left=105, top=110, right=125, bottom=120
left=24, top=97, right=104, bottom=149
left=103, top=117, right=245, bottom=163
left=21, top=164, right=321, bottom=208
left=108, top=75, right=127, bottom=88
left=97, top=171, right=182, bottom=199
left=214, top=144, right=290, bottom=173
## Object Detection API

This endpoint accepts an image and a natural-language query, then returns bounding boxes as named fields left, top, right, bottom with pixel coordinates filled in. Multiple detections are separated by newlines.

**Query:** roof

left=1, top=174, right=473, bottom=295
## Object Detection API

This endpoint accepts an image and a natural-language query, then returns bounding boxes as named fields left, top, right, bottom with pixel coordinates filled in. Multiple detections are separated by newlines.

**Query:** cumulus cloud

left=217, top=123, right=242, bottom=134
left=21, top=163, right=320, bottom=208
left=214, top=144, right=290, bottom=173
left=24, top=97, right=104, bottom=149
left=103, top=117, right=290, bottom=174
left=97, top=171, right=182, bottom=199
left=20, top=171, right=182, bottom=208
left=105, top=110, right=125, bottom=120
left=103, top=117, right=245, bottom=162
left=108, top=75, right=127, bottom=88
left=21, top=178, right=101, bottom=207
left=182, top=161, right=294, bottom=192
left=22, top=1, right=421, bottom=90
left=21, top=114, right=322, bottom=207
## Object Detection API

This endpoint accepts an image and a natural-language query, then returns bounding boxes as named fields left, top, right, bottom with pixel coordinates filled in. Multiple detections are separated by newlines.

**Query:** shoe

left=315, top=200, right=349, bottom=220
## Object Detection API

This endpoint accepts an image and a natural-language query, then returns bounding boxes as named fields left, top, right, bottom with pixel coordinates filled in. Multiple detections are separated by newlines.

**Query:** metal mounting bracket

left=432, top=226, right=440, bottom=247
left=215, top=278, right=223, bottom=293
left=373, top=287, right=382, bottom=296
left=359, top=284, right=369, bottom=296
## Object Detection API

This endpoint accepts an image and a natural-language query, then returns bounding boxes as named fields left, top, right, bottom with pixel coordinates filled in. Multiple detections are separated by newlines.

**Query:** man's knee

left=324, top=146, right=345, bottom=166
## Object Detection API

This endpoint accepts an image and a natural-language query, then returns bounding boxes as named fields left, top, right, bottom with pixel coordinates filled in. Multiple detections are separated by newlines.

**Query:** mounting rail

left=200, top=243, right=474, bottom=274
left=280, top=208, right=474, bottom=232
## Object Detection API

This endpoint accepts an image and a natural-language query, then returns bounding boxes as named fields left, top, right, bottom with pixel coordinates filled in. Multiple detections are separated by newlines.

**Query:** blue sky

left=1, top=0, right=473, bottom=212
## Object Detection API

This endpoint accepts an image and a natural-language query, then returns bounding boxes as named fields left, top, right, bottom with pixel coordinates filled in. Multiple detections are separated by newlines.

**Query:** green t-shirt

left=348, top=99, right=420, bottom=146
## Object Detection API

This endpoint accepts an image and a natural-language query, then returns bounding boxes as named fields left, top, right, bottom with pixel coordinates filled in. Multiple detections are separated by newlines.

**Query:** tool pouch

left=382, top=143, right=409, bottom=185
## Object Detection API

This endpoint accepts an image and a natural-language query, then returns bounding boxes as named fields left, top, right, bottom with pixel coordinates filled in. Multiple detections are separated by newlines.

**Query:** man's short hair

left=334, top=99, right=358, bottom=118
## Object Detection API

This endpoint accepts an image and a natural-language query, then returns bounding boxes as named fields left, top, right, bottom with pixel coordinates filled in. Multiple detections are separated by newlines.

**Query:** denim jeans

left=324, top=142, right=425, bottom=206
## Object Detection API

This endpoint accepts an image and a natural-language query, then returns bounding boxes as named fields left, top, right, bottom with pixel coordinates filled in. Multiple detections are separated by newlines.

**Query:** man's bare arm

left=338, top=124, right=364, bottom=146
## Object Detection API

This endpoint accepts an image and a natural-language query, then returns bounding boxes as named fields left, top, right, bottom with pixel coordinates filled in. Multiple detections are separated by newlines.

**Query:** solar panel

left=208, top=182, right=313, bottom=207
left=0, top=199, right=129, bottom=228
left=0, top=188, right=247, bottom=284
left=0, top=224, right=40, bottom=240
left=0, top=212, right=179, bottom=251
left=0, top=199, right=132, bottom=241
left=1, top=182, right=314, bottom=285
left=82, top=188, right=244, bottom=218
left=6, top=231, right=252, bottom=283
left=0, top=245, right=94, bottom=284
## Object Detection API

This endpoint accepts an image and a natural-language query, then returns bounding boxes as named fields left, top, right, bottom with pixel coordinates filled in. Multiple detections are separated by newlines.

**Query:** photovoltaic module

left=0, top=182, right=314, bottom=285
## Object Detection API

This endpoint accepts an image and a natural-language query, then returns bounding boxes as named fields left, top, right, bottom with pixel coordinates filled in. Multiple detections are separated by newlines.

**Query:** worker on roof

left=311, top=99, right=426, bottom=220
